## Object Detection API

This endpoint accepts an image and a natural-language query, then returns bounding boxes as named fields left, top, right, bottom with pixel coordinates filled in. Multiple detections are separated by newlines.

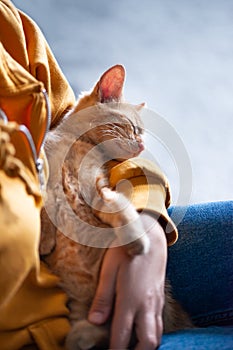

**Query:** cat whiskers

left=100, top=124, right=129, bottom=139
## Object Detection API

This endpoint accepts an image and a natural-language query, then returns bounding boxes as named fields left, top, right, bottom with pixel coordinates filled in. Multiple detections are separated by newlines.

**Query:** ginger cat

left=40, top=65, right=192, bottom=350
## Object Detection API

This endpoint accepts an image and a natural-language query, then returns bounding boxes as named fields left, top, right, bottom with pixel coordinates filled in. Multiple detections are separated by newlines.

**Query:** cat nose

left=138, top=142, right=144, bottom=152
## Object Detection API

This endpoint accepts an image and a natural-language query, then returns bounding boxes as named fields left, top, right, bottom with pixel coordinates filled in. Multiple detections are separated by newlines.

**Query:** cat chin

left=113, top=147, right=143, bottom=160
left=105, top=149, right=141, bottom=161
left=114, top=151, right=142, bottom=161
left=115, top=155, right=138, bottom=162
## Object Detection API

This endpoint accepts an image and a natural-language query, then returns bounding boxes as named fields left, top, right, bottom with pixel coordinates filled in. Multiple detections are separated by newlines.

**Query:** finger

left=110, top=304, right=134, bottom=349
left=88, top=249, right=119, bottom=325
left=155, top=314, right=163, bottom=347
left=134, top=310, right=158, bottom=350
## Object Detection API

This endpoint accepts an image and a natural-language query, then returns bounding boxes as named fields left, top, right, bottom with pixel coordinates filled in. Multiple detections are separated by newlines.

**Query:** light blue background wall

left=13, top=0, right=233, bottom=205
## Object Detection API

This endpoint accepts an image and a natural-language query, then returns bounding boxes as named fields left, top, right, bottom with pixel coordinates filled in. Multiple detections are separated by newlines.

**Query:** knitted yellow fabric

left=0, top=123, right=70, bottom=349
left=0, top=0, right=75, bottom=128
left=109, top=158, right=178, bottom=246
left=0, top=2, right=71, bottom=348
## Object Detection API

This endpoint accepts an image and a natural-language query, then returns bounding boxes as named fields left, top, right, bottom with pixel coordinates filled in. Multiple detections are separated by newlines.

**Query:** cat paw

left=92, top=187, right=125, bottom=227
left=96, top=175, right=109, bottom=195
left=66, top=320, right=109, bottom=350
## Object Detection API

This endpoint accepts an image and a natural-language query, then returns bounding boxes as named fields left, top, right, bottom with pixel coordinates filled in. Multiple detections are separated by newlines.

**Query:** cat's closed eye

left=133, top=125, right=143, bottom=135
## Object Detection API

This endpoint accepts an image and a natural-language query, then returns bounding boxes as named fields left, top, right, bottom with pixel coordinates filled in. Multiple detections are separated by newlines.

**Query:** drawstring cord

left=0, top=109, right=8, bottom=124
left=41, top=88, right=51, bottom=149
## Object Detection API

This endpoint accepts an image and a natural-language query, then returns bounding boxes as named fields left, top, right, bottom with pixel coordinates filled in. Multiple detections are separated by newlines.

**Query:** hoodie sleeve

left=0, top=0, right=75, bottom=127
left=109, top=158, right=178, bottom=246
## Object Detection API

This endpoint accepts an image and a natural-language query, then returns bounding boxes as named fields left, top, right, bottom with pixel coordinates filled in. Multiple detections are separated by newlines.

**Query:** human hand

left=88, top=213, right=167, bottom=349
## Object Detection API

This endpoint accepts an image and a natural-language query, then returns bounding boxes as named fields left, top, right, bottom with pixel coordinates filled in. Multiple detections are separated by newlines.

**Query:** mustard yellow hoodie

left=0, top=1, right=177, bottom=349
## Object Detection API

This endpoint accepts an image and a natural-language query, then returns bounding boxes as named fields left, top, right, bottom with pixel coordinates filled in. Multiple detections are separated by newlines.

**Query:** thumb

left=88, top=248, right=118, bottom=325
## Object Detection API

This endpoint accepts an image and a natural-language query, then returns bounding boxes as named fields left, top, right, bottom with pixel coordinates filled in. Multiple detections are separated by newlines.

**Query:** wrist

left=140, top=212, right=167, bottom=250
left=140, top=211, right=165, bottom=234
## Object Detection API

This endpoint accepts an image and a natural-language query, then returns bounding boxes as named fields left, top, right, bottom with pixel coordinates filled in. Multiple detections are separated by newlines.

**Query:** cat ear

left=97, top=64, right=125, bottom=102
left=135, top=102, right=146, bottom=111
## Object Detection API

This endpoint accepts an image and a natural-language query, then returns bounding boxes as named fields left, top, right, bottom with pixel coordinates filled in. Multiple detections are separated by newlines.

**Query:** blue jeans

left=161, top=201, right=233, bottom=349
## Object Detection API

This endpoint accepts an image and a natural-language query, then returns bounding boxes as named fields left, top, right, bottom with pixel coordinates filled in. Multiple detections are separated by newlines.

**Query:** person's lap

left=163, top=201, right=233, bottom=349
left=161, top=326, right=233, bottom=349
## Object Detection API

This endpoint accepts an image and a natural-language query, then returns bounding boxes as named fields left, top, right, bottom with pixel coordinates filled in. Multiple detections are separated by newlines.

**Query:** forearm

left=140, top=211, right=168, bottom=283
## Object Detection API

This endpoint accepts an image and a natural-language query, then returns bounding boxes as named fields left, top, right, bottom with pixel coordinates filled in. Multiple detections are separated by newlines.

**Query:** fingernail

left=88, top=311, right=104, bottom=324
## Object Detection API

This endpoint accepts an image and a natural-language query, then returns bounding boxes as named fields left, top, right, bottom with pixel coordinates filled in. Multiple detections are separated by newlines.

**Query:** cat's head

left=73, top=65, right=145, bottom=160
